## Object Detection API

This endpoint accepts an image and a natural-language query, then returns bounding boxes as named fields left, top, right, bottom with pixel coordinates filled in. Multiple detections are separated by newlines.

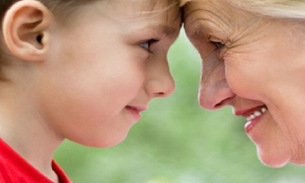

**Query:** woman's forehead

left=183, top=0, right=259, bottom=37
left=184, top=0, right=250, bottom=24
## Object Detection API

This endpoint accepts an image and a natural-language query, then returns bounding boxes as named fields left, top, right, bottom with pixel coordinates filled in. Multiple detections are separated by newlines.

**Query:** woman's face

left=184, top=0, right=305, bottom=167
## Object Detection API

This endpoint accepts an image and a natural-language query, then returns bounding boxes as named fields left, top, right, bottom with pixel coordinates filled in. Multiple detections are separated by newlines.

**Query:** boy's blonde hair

left=0, top=0, right=181, bottom=80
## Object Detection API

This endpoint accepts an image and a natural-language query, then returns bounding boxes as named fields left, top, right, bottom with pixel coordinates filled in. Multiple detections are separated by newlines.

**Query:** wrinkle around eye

left=188, top=22, right=228, bottom=48
left=210, top=40, right=225, bottom=50
left=188, top=20, right=214, bottom=41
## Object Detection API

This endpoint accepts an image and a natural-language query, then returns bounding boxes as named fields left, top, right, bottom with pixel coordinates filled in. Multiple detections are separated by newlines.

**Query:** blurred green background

left=54, top=30, right=305, bottom=183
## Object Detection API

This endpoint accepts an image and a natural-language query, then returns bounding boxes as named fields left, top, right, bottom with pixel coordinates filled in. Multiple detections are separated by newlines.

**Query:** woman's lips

left=234, top=105, right=268, bottom=133
left=245, top=115, right=262, bottom=133
left=244, top=106, right=268, bottom=133
left=245, top=107, right=267, bottom=121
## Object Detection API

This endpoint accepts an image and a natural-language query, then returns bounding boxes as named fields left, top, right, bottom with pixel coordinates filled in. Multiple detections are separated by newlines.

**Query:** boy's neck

left=0, top=84, right=63, bottom=182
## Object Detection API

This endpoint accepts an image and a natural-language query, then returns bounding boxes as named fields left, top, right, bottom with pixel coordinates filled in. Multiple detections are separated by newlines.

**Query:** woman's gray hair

left=226, top=0, right=305, bottom=19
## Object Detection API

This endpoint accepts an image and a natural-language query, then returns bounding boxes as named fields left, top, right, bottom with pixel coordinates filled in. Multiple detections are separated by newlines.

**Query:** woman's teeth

left=246, top=107, right=267, bottom=121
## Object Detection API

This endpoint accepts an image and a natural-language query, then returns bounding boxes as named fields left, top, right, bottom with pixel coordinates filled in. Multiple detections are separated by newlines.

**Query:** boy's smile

left=0, top=0, right=181, bottom=181
left=33, top=0, right=181, bottom=147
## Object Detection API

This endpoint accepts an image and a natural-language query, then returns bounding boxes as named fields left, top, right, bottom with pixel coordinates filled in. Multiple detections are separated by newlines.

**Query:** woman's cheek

left=224, top=62, right=257, bottom=99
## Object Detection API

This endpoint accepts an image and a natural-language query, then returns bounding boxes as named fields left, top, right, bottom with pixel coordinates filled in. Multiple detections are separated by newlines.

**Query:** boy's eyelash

left=140, top=39, right=159, bottom=53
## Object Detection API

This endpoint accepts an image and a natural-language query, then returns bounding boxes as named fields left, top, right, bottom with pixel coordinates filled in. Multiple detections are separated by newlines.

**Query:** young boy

left=0, top=0, right=181, bottom=182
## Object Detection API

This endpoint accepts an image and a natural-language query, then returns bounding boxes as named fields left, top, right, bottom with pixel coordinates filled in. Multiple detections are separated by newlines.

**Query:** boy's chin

left=75, top=133, right=128, bottom=148
left=94, top=138, right=127, bottom=148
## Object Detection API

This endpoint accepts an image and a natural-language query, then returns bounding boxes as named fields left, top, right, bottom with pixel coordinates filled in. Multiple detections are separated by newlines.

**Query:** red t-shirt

left=0, top=139, right=72, bottom=183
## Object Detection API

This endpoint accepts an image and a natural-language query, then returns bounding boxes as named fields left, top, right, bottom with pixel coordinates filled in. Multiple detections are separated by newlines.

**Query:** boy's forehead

left=107, top=0, right=181, bottom=35
left=106, top=0, right=180, bottom=17
left=89, top=0, right=181, bottom=26
left=110, top=0, right=177, bottom=8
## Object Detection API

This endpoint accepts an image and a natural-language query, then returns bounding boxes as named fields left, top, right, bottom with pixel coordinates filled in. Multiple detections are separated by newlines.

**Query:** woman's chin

left=257, top=148, right=290, bottom=168
left=289, top=157, right=305, bottom=166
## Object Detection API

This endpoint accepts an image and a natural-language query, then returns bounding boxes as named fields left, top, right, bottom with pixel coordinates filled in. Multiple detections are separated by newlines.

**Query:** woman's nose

left=198, top=58, right=235, bottom=110
left=199, top=79, right=235, bottom=110
left=145, top=60, right=175, bottom=98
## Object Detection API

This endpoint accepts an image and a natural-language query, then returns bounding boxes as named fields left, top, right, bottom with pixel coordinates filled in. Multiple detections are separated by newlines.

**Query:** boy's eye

left=140, top=39, right=159, bottom=53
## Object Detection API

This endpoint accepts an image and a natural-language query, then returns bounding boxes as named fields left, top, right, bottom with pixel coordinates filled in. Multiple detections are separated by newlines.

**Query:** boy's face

left=37, top=0, right=181, bottom=147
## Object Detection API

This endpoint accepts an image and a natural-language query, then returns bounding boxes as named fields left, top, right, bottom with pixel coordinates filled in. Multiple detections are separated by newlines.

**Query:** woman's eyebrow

left=143, top=24, right=180, bottom=37
left=189, top=23, right=208, bottom=40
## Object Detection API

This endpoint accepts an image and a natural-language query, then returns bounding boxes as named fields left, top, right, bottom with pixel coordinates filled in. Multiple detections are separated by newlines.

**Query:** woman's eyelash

left=140, top=39, right=159, bottom=53
left=210, top=41, right=225, bottom=50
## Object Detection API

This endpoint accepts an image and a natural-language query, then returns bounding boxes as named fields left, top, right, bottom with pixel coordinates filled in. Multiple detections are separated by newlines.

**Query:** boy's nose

left=145, top=60, right=175, bottom=98
left=146, top=76, right=175, bottom=98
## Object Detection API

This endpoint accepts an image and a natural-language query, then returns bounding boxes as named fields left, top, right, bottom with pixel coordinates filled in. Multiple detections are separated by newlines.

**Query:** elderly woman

left=183, top=0, right=305, bottom=167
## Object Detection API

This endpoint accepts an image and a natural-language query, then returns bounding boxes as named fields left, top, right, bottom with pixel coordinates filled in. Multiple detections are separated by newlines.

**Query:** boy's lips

left=125, top=105, right=147, bottom=121
left=126, top=106, right=147, bottom=113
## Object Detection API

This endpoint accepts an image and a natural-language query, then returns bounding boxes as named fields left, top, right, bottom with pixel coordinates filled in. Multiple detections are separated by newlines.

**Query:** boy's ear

left=2, top=0, right=53, bottom=62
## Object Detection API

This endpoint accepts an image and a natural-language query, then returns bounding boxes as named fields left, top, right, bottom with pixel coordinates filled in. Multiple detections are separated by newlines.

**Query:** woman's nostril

left=214, top=102, right=223, bottom=108
left=214, top=96, right=235, bottom=109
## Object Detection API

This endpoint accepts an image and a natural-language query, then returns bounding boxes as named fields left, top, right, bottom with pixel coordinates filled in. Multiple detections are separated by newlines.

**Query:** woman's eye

left=140, top=39, right=159, bottom=53
left=210, top=41, right=225, bottom=50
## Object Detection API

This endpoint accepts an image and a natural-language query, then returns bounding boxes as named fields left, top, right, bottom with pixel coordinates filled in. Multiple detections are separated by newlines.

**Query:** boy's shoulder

left=0, top=139, right=72, bottom=183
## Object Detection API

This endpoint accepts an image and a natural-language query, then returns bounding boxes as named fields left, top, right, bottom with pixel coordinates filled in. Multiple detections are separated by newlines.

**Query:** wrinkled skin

left=184, top=0, right=305, bottom=167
